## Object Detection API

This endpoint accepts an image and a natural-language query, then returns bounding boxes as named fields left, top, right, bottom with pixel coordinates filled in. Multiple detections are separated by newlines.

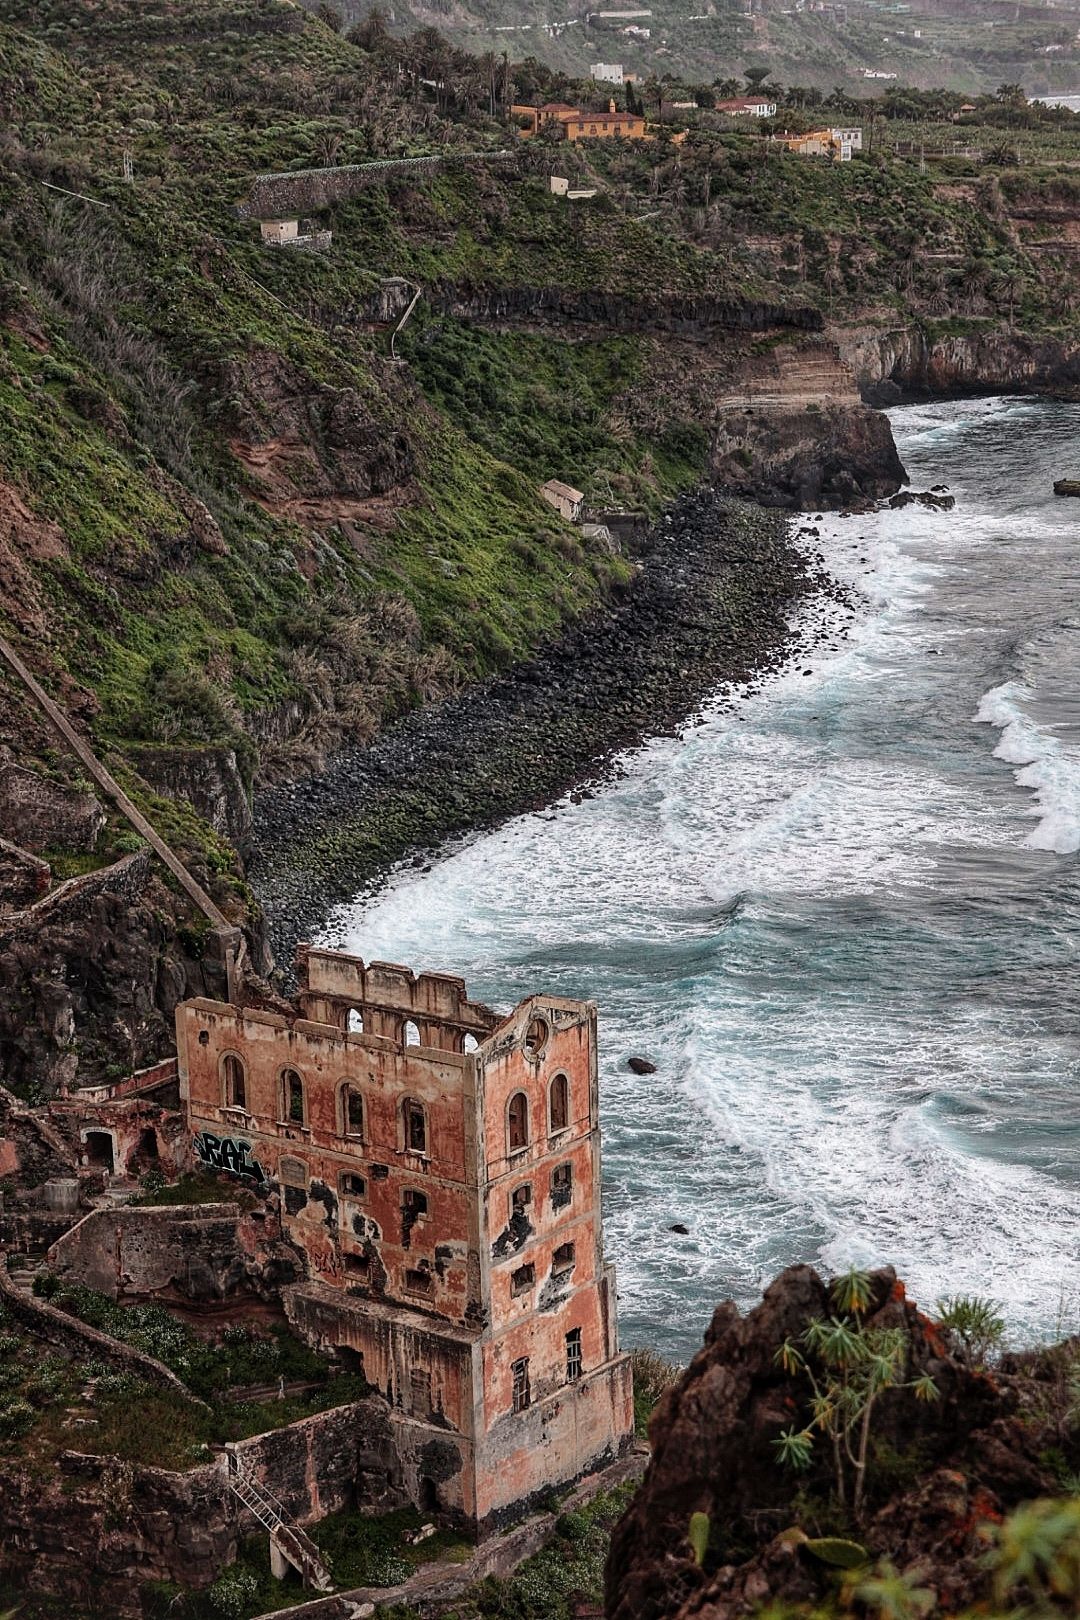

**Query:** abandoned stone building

left=174, top=946, right=634, bottom=1531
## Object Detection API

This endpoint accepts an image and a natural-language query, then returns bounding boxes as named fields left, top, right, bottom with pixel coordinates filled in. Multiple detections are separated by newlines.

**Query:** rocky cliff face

left=0, top=852, right=233, bottom=1099
left=839, top=322, right=1080, bottom=401
left=605, top=1266, right=1073, bottom=1620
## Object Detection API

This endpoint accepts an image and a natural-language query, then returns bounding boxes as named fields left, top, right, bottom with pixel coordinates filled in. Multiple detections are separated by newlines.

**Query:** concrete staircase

left=6, top=1251, right=45, bottom=1292
left=226, top=1457, right=333, bottom=1593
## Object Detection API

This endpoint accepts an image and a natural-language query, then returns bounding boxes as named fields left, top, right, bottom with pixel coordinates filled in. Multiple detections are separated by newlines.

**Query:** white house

left=258, top=217, right=332, bottom=251
left=716, top=96, right=778, bottom=117
left=590, top=61, right=625, bottom=82
left=830, top=125, right=863, bottom=159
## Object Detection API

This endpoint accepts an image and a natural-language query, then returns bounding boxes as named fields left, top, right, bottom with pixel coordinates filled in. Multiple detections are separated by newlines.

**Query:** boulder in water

left=628, top=1055, right=658, bottom=1074
left=1054, top=478, right=1080, bottom=496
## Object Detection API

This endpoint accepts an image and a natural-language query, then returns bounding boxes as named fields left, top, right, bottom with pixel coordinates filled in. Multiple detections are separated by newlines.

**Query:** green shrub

left=0, top=1398, right=35, bottom=1438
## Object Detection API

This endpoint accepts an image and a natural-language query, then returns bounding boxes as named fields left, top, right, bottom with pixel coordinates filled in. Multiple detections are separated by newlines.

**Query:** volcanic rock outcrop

left=606, top=1265, right=1075, bottom=1620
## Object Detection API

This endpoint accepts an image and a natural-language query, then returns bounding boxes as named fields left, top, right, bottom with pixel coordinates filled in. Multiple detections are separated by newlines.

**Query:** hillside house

left=176, top=947, right=634, bottom=1530
left=540, top=479, right=585, bottom=521
left=831, top=125, right=863, bottom=156
left=590, top=60, right=626, bottom=81
left=259, top=217, right=333, bottom=251
left=512, top=100, right=647, bottom=140
left=776, top=127, right=859, bottom=160
left=716, top=95, right=777, bottom=117
left=550, top=176, right=599, bottom=199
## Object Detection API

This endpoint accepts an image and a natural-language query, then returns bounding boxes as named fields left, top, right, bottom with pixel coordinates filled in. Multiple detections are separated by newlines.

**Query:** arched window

left=403, top=1097, right=427, bottom=1155
left=222, top=1053, right=246, bottom=1109
left=346, top=1007, right=364, bottom=1035
left=464, top=1033, right=479, bottom=1055
left=281, top=1068, right=304, bottom=1124
left=508, top=1091, right=529, bottom=1152
left=404, top=1020, right=421, bottom=1048
left=549, top=1073, right=569, bottom=1134
left=340, top=1082, right=364, bottom=1138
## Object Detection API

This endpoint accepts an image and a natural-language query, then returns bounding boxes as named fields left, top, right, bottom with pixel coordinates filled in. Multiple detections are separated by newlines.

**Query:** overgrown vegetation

left=12, top=1282, right=368, bottom=1465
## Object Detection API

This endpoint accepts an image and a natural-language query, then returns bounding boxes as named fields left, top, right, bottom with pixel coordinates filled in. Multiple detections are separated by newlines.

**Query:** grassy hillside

left=2, top=0, right=1079, bottom=932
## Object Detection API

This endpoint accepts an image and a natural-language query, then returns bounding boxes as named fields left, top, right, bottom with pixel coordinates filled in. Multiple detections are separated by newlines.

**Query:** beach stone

left=627, top=1056, right=658, bottom=1074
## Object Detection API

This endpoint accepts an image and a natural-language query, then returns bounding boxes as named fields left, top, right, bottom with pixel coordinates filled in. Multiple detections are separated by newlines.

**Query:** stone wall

left=229, top=1398, right=406, bottom=1526
left=0, top=1398, right=406, bottom=1618
left=0, top=1267, right=192, bottom=1395
left=0, top=761, right=105, bottom=854
left=236, top=153, right=517, bottom=221
left=45, top=1200, right=299, bottom=1305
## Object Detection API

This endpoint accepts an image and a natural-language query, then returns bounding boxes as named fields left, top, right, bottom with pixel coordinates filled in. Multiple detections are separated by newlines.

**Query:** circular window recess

left=524, top=1016, right=549, bottom=1057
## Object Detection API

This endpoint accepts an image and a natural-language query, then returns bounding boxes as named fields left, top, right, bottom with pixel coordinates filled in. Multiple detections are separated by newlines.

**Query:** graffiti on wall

left=192, top=1130, right=266, bottom=1183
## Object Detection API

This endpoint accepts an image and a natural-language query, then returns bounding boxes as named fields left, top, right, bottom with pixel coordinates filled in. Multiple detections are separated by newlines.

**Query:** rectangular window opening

left=405, top=1267, right=432, bottom=1294
left=405, top=1101, right=427, bottom=1155
left=566, top=1328, right=583, bottom=1382
left=511, top=1262, right=535, bottom=1297
left=551, top=1163, right=573, bottom=1206
left=553, top=1241, right=575, bottom=1275
left=410, top=1366, right=432, bottom=1419
left=340, top=1173, right=366, bottom=1198
left=512, top=1356, right=531, bottom=1413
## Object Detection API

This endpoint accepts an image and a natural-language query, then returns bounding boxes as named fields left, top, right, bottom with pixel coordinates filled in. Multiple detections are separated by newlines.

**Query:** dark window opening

left=402, top=1188, right=429, bottom=1248
left=553, top=1241, right=576, bottom=1275
left=420, top=1475, right=439, bottom=1512
left=404, top=1099, right=427, bottom=1155
left=566, top=1328, right=583, bottom=1382
left=508, top=1091, right=529, bottom=1152
left=551, top=1162, right=573, bottom=1206
left=410, top=1367, right=432, bottom=1419
left=344, top=1252, right=370, bottom=1279
left=511, top=1183, right=532, bottom=1216
left=405, top=1267, right=432, bottom=1294
left=511, top=1262, right=535, bottom=1297
left=336, top=1345, right=366, bottom=1378
left=283, top=1068, right=304, bottom=1123
left=85, top=1131, right=114, bottom=1173
left=340, top=1173, right=366, bottom=1198
left=549, top=1073, right=569, bottom=1133
left=136, top=1128, right=159, bottom=1162
left=223, top=1053, right=246, bottom=1109
left=342, top=1085, right=364, bottom=1137
left=512, top=1356, right=531, bottom=1413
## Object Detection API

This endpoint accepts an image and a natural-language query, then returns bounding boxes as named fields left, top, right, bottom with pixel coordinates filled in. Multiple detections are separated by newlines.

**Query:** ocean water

left=321, top=397, right=1080, bottom=1362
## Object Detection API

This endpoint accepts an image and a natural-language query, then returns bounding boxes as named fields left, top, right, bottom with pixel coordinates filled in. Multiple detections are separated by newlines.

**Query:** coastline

left=249, top=490, right=855, bottom=968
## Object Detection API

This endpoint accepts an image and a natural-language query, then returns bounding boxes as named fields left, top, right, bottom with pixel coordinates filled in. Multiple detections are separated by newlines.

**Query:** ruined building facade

left=176, top=946, right=634, bottom=1531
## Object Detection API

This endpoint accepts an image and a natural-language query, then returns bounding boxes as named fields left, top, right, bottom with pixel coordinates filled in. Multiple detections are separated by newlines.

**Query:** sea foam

left=975, top=681, right=1080, bottom=854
